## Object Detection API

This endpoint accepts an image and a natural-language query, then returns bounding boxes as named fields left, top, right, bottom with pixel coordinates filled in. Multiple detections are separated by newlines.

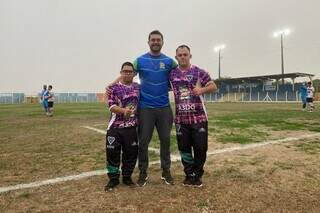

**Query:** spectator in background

left=299, top=82, right=307, bottom=111
left=46, top=85, right=55, bottom=116
left=306, top=81, right=315, bottom=112
left=40, top=85, right=49, bottom=114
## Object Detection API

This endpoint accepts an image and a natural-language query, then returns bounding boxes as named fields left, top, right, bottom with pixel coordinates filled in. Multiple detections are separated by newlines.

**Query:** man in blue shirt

left=299, top=82, right=307, bottom=111
left=107, top=30, right=177, bottom=186
left=40, top=85, right=48, bottom=114
left=133, top=30, right=177, bottom=187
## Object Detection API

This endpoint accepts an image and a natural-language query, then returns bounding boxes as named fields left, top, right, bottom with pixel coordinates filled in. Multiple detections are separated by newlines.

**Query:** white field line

left=92, top=123, right=106, bottom=127
left=82, top=126, right=106, bottom=134
left=1, top=133, right=320, bottom=194
left=0, top=170, right=105, bottom=194
left=82, top=126, right=160, bottom=154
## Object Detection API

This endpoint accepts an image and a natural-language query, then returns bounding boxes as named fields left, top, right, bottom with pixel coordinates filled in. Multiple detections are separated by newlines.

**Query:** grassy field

left=0, top=102, right=320, bottom=212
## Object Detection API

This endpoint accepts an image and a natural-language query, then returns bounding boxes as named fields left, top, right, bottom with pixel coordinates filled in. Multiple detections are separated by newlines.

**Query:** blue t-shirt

left=300, top=85, right=307, bottom=100
left=133, top=53, right=177, bottom=109
left=43, top=90, right=49, bottom=102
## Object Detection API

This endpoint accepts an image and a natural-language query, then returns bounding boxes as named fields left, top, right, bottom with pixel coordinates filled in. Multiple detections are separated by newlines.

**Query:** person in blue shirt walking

left=299, top=82, right=307, bottom=111
left=40, top=85, right=48, bottom=114
left=133, top=30, right=177, bottom=187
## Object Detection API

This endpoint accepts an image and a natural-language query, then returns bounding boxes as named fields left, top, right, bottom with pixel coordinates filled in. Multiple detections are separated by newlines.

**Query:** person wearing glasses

left=105, top=62, right=139, bottom=191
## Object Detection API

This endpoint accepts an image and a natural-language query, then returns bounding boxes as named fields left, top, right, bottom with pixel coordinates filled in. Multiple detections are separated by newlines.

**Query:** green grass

left=218, top=133, right=253, bottom=144
left=206, top=103, right=320, bottom=144
left=295, top=140, right=320, bottom=155
left=196, top=199, right=209, bottom=210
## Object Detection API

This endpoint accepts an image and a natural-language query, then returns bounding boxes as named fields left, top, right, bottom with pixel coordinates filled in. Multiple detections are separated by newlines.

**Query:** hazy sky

left=1, top=0, right=319, bottom=94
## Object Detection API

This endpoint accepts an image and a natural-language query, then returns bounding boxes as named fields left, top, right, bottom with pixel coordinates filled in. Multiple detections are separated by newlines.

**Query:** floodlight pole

left=274, top=29, right=290, bottom=84
left=214, top=44, right=225, bottom=79
left=218, top=49, right=221, bottom=79
left=280, top=33, right=285, bottom=84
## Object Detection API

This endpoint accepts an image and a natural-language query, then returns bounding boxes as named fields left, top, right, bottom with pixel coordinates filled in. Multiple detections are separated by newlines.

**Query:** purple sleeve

left=133, top=82, right=140, bottom=90
left=199, top=69, right=212, bottom=87
left=107, top=87, right=118, bottom=108
left=135, top=83, right=140, bottom=97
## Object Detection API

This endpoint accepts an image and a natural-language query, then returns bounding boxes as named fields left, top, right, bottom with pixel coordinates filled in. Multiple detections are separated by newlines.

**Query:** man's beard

left=150, top=45, right=161, bottom=53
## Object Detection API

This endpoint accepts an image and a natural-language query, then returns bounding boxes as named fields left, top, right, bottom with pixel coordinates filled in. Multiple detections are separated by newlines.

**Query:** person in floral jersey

left=169, top=45, right=217, bottom=187
left=105, top=62, right=139, bottom=191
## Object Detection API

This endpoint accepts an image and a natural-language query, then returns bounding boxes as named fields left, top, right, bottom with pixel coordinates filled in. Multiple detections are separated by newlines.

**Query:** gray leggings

left=138, top=106, right=173, bottom=173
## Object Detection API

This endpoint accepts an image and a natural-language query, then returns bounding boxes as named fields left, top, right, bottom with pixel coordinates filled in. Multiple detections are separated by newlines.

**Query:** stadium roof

left=216, top=72, right=314, bottom=84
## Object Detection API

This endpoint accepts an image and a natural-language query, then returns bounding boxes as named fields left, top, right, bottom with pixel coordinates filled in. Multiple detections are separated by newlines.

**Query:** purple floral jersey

left=169, top=65, right=213, bottom=124
left=107, top=82, right=139, bottom=129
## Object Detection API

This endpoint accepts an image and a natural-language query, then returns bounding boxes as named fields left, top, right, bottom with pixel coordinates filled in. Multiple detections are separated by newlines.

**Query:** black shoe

left=161, top=169, right=174, bottom=185
left=193, top=176, right=203, bottom=188
left=137, top=172, right=148, bottom=187
left=105, top=178, right=120, bottom=191
left=123, top=176, right=135, bottom=186
left=182, top=175, right=193, bottom=187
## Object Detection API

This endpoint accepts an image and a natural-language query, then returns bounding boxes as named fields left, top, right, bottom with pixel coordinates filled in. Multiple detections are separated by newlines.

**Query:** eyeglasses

left=121, top=70, right=135, bottom=74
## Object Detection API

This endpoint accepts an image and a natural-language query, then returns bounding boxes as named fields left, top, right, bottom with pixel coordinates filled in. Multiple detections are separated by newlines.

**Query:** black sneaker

left=193, top=176, right=203, bottom=188
left=104, top=178, right=120, bottom=191
left=182, top=175, right=193, bottom=187
left=123, top=176, right=135, bottom=186
left=137, top=172, right=148, bottom=187
left=161, top=169, right=174, bottom=185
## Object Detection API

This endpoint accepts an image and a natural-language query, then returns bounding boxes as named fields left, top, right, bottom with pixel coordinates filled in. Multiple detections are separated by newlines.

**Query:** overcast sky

left=1, top=0, right=319, bottom=94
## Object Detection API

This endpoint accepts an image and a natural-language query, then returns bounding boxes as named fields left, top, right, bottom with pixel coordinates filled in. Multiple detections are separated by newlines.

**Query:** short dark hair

left=48, top=85, right=53, bottom=89
left=308, top=81, right=312, bottom=85
left=121, top=62, right=134, bottom=70
left=148, top=30, right=163, bottom=41
left=176, top=44, right=191, bottom=53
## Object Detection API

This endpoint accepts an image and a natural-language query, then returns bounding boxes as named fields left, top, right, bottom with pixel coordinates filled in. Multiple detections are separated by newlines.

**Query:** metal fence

left=54, top=93, right=99, bottom=103
left=0, top=93, right=102, bottom=104
left=0, top=91, right=317, bottom=104
left=0, top=93, right=25, bottom=104
left=204, top=91, right=305, bottom=102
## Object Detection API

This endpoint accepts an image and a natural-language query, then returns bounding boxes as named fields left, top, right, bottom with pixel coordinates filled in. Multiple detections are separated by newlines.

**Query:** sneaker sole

left=182, top=183, right=193, bottom=187
left=104, top=187, right=116, bottom=192
left=161, top=176, right=174, bottom=185
left=137, top=176, right=149, bottom=187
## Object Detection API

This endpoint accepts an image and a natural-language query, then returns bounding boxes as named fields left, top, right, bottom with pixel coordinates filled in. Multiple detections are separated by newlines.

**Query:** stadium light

left=214, top=44, right=226, bottom=53
left=214, top=44, right=226, bottom=79
left=273, top=29, right=291, bottom=38
left=273, top=28, right=291, bottom=84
